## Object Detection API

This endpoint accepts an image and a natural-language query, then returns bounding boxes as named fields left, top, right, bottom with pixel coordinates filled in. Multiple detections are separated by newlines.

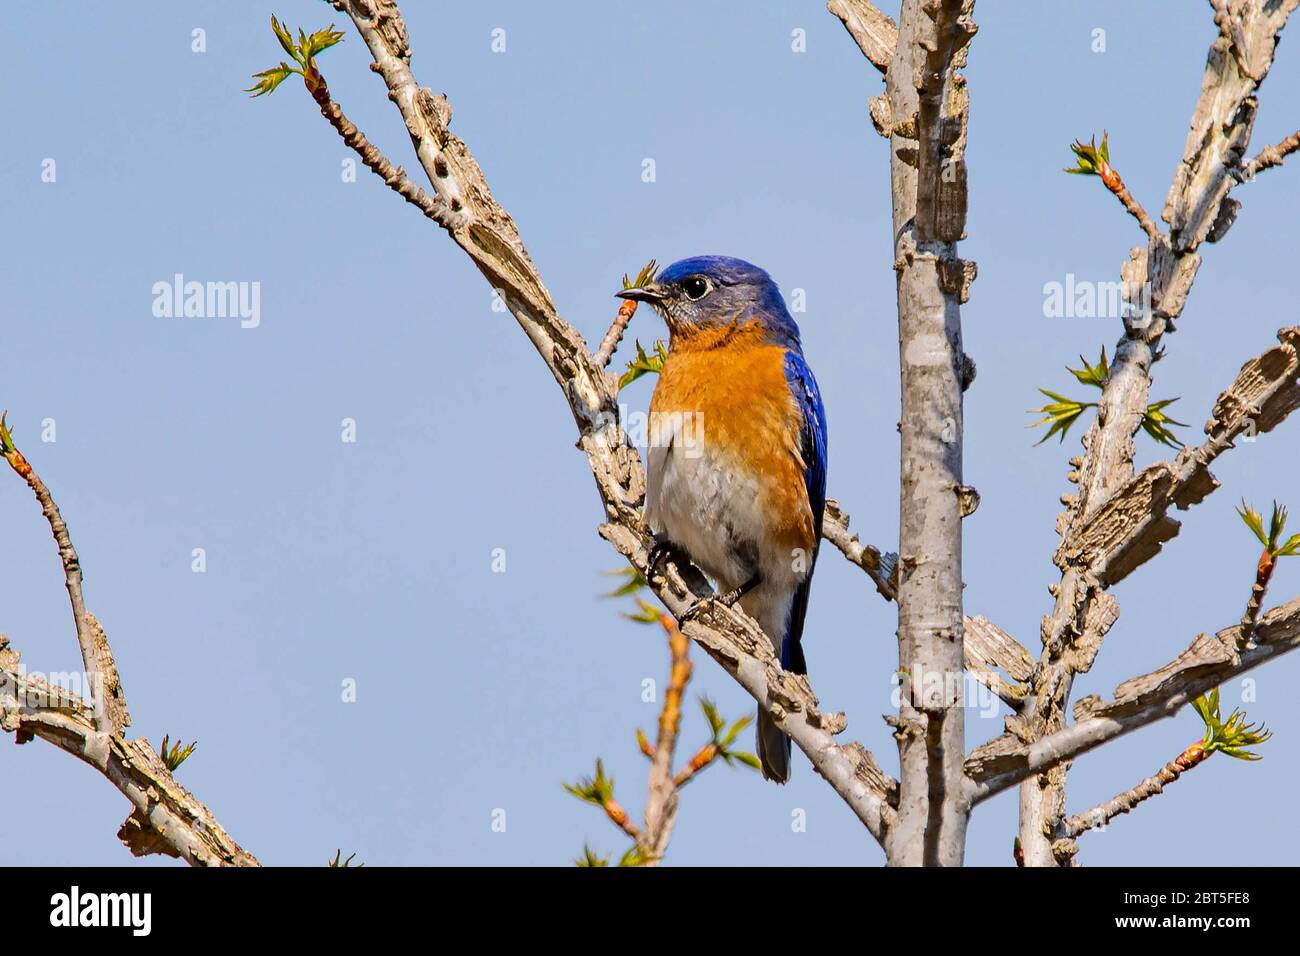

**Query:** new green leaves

left=564, top=758, right=616, bottom=806
left=1029, top=347, right=1185, bottom=447
left=1237, top=500, right=1300, bottom=558
left=618, top=339, right=669, bottom=391
left=159, top=734, right=197, bottom=771
left=1064, top=131, right=1112, bottom=178
left=622, top=259, right=658, bottom=293
left=698, top=697, right=760, bottom=771
left=1141, top=399, right=1188, bottom=449
left=1028, top=390, right=1097, bottom=446
left=1190, top=689, right=1272, bottom=761
left=247, top=16, right=345, bottom=97
left=0, top=411, right=15, bottom=455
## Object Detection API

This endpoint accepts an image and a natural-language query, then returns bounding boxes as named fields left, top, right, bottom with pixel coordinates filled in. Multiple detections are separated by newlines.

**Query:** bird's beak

left=616, top=283, right=667, bottom=304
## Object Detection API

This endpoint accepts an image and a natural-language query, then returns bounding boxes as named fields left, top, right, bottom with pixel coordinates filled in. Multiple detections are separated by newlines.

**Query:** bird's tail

left=756, top=709, right=791, bottom=783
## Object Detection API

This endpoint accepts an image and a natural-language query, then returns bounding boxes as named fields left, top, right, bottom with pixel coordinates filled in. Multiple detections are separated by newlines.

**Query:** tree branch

left=1019, top=0, right=1298, bottom=866
left=827, top=0, right=898, bottom=75
left=1, top=425, right=110, bottom=735
left=883, top=0, right=977, bottom=867
left=966, top=595, right=1300, bottom=802
left=304, top=68, right=455, bottom=228
left=822, top=499, right=898, bottom=600
left=1238, top=128, right=1300, bottom=179
left=639, top=615, right=692, bottom=861
left=1062, top=751, right=1201, bottom=840
left=0, top=634, right=258, bottom=866
left=1059, top=326, right=1300, bottom=589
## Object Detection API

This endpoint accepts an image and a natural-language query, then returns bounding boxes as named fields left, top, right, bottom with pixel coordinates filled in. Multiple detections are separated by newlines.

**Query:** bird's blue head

left=617, top=255, right=800, bottom=348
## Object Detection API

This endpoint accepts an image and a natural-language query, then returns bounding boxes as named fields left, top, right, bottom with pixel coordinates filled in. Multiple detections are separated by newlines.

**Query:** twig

left=1, top=421, right=109, bottom=735
left=305, top=71, right=456, bottom=229
left=673, top=743, right=720, bottom=789
left=1240, top=549, right=1275, bottom=646
left=594, top=259, right=656, bottom=370
left=594, top=299, right=639, bottom=370
left=1082, top=139, right=1161, bottom=240
left=601, top=798, right=643, bottom=843
left=1238, top=129, right=1300, bottom=180
left=821, top=500, right=897, bottom=600
left=639, top=614, right=692, bottom=861
left=1063, top=748, right=1205, bottom=838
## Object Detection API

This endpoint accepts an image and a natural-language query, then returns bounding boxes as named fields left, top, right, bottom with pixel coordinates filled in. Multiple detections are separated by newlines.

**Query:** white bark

left=883, top=0, right=977, bottom=866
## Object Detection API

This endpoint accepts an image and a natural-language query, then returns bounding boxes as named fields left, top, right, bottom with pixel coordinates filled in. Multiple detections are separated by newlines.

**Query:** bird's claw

left=677, top=579, right=751, bottom=627
left=646, top=537, right=687, bottom=581
left=677, top=595, right=720, bottom=627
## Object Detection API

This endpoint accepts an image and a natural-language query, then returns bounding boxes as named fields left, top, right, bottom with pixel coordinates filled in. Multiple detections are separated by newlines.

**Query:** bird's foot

left=646, top=536, right=690, bottom=581
left=677, top=575, right=760, bottom=627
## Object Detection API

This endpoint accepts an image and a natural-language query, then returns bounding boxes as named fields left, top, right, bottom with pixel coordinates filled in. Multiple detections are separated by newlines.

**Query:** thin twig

left=305, top=71, right=456, bottom=229
left=1, top=426, right=109, bottom=735
left=594, top=300, right=639, bottom=369
left=1239, top=549, right=1275, bottom=648
left=638, top=615, right=692, bottom=862
left=1238, top=129, right=1300, bottom=180
left=1063, top=747, right=1206, bottom=838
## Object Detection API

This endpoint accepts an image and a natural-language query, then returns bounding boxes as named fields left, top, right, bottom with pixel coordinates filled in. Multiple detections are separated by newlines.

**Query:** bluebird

left=617, top=256, right=827, bottom=783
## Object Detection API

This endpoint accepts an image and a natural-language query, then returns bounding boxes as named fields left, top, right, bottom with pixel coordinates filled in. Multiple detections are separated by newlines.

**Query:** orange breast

left=649, top=322, right=815, bottom=555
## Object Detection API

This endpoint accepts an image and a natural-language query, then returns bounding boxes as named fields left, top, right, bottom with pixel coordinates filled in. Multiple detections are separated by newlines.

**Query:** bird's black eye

left=682, top=275, right=710, bottom=301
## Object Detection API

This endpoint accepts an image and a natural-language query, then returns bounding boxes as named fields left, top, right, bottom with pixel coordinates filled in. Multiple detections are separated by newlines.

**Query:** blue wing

left=781, top=348, right=828, bottom=675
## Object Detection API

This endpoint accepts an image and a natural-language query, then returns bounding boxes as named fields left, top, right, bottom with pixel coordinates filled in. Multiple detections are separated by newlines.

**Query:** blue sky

left=2, top=1, right=1298, bottom=866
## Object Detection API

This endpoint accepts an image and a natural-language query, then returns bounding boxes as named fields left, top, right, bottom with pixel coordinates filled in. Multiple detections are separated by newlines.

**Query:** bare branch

left=827, top=0, right=898, bottom=74
left=1063, top=752, right=1200, bottom=839
left=1238, top=128, right=1300, bottom=179
left=967, top=595, right=1300, bottom=802
left=0, top=635, right=258, bottom=865
left=305, top=70, right=456, bottom=228
left=1019, top=0, right=1298, bottom=866
left=883, top=0, right=978, bottom=867
left=963, top=615, right=1033, bottom=710
left=1, top=428, right=111, bottom=735
left=821, top=499, right=897, bottom=600
left=1058, top=326, right=1300, bottom=588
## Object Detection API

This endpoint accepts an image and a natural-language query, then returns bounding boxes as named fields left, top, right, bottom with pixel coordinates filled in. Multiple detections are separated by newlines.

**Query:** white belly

left=647, top=442, right=802, bottom=655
